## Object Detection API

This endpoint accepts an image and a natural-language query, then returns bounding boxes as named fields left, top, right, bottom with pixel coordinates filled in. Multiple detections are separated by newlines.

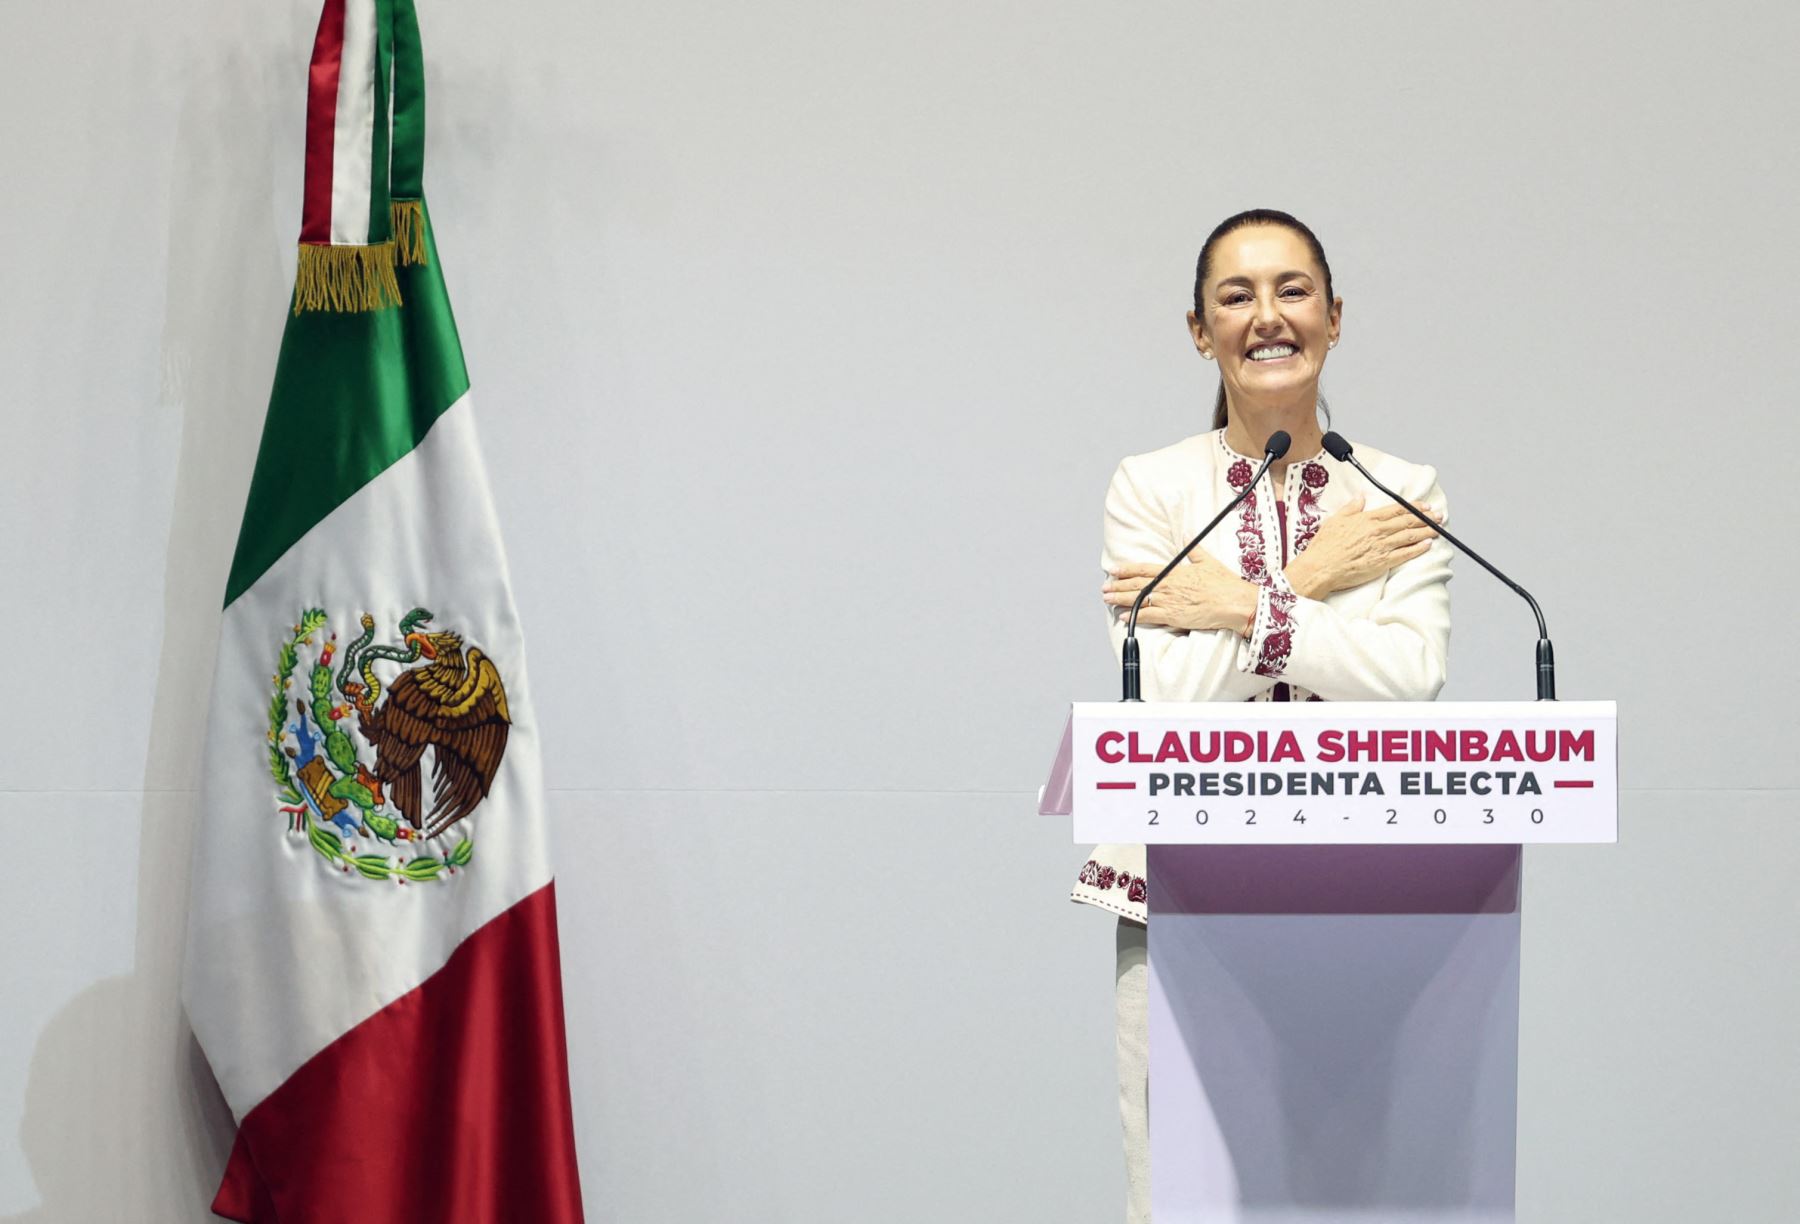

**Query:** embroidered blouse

left=1071, top=429, right=1453, bottom=923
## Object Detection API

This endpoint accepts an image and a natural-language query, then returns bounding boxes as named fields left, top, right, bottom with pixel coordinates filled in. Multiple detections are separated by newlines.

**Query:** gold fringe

left=292, top=242, right=403, bottom=315
left=391, top=199, right=429, bottom=267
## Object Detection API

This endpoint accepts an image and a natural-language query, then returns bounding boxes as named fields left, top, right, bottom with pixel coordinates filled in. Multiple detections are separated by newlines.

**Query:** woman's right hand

left=1286, top=495, right=1441, bottom=599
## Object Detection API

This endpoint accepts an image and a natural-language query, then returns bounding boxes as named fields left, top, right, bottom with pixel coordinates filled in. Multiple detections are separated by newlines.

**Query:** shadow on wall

left=2, top=22, right=291, bottom=1222
left=2, top=978, right=235, bottom=1224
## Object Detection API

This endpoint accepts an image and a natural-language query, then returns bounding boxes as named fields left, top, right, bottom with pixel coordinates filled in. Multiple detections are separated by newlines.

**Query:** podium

left=1041, top=701, right=1618, bottom=1224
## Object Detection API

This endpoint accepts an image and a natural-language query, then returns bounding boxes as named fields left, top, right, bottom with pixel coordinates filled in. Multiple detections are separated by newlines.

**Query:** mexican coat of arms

left=266, top=607, right=510, bottom=883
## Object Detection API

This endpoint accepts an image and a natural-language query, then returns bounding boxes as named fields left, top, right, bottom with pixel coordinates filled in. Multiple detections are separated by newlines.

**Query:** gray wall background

left=2, top=1, right=1796, bottom=1220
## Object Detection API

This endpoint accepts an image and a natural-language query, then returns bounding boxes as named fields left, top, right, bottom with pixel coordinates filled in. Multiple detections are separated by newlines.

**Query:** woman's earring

left=1201, top=351, right=1215, bottom=361
left=1328, top=340, right=1337, bottom=349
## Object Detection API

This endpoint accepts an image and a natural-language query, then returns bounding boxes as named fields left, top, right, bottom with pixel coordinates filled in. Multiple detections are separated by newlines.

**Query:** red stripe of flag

left=299, top=0, right=347, bottom=244
left=211, top=882, right=584, bottom=1223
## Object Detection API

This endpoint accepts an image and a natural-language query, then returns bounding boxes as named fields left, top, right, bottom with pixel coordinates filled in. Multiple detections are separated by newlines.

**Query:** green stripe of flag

left=390, top=0, right=426, bottom=200
left=225, top=200, right=468, bottom=607
left=367, top=0, right=395, bottom=243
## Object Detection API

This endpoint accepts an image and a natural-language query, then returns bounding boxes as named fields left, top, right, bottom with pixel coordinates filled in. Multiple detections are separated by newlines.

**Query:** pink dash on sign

left=1552, top=780, right=1594, bottom=789
left=1096, top=781, right=1137, bottom=791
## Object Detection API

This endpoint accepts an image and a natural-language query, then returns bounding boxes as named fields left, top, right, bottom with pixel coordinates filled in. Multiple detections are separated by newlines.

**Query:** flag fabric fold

left=182, top=2, right=585, bottom=1219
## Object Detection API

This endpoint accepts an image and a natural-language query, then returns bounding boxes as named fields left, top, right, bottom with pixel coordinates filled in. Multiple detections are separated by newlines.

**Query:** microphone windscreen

left=1264, top=430, right=1292, bottom=459
left=1321, top=431, right=1354, bottom=461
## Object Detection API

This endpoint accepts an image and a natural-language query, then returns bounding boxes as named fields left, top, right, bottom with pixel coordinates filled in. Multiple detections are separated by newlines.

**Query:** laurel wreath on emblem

left=265, top=607, right=511, bottom=884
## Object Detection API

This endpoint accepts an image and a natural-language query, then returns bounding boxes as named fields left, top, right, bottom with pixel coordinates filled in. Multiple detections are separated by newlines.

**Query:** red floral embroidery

left=1294, top=461, right=1329, bottom=554
left=1223, top=437, right=1271, bottom=588
left=1218, top=433, right=1311, bottom=682
left=1235, top=489, right=1267, bottom=582
left=1254, top=591, right=1298, bottom=677
left=1222, top=434, right=1287, bottom=678
left=1074, top=861, right=1150, bottom=907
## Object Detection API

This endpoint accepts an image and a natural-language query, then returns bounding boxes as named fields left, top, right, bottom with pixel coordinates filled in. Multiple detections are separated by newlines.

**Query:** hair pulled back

left=1193, top=209, right=1334, bottom=430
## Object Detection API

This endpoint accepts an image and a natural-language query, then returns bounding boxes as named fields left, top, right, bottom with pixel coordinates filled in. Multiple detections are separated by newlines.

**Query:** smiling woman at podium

left=1079, top=209, right=1451, bottom=1222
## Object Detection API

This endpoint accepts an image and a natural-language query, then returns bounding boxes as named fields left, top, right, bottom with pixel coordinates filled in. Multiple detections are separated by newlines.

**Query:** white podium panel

left=1149, top=911, right=1520, bottom=1223
left=1063, top=701, right=1616, bottom=845
left=1148, top=845, right=1521, bottom=1224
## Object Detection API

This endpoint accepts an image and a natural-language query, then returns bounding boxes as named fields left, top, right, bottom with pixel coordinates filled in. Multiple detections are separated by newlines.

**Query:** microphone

left=1320, top=431, right=1556, bottom=700
left=1121, top=430, right=1290, bottom=701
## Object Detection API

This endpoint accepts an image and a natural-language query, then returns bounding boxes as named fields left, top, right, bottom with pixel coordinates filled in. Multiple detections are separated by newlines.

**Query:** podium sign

left=1041, top=699, right=1620, bottom=1223
left=1067, top=700, right=1616, bottom=845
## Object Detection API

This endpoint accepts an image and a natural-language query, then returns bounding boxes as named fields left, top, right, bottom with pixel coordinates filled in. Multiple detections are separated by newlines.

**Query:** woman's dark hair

left=1193, top=209, right=1334, bottom=430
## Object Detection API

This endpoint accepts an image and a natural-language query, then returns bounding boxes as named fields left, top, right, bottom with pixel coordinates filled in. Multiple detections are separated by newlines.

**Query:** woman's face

left=1189, top=224, right=1342, bottom=408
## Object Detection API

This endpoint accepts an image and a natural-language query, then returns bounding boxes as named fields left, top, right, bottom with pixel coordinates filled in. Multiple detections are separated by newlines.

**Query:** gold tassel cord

left=292, top=242, right=404, bottom=315
left=391, top=199, right=429, bottom=267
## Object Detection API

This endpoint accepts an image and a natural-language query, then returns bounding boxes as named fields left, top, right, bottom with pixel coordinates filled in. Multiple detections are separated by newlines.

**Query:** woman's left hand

left=1102, top=550, right=1261, bottom=634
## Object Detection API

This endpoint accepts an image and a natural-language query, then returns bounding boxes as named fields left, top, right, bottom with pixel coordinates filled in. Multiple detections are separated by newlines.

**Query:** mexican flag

left=181, top=2, right=585, bottom=1219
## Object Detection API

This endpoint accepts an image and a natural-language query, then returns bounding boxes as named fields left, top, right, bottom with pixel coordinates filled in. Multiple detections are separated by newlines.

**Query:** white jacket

left=1071, top=428, right=1453, bottom=922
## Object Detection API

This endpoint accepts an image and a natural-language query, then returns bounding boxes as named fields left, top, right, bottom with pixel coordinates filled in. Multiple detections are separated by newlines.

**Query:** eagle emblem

left=265, top=607, right=510, bottom=884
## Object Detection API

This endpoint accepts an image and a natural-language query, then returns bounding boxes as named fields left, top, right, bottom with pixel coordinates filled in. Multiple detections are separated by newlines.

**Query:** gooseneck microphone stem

left=1122, top=431, right=1290, bottom=702
left=1320, top=432, right=1556, bottom=701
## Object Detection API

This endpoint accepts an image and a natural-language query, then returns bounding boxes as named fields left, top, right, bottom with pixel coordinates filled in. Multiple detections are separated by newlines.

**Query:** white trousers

left=1116, top=917, right=1150, bottom=1223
